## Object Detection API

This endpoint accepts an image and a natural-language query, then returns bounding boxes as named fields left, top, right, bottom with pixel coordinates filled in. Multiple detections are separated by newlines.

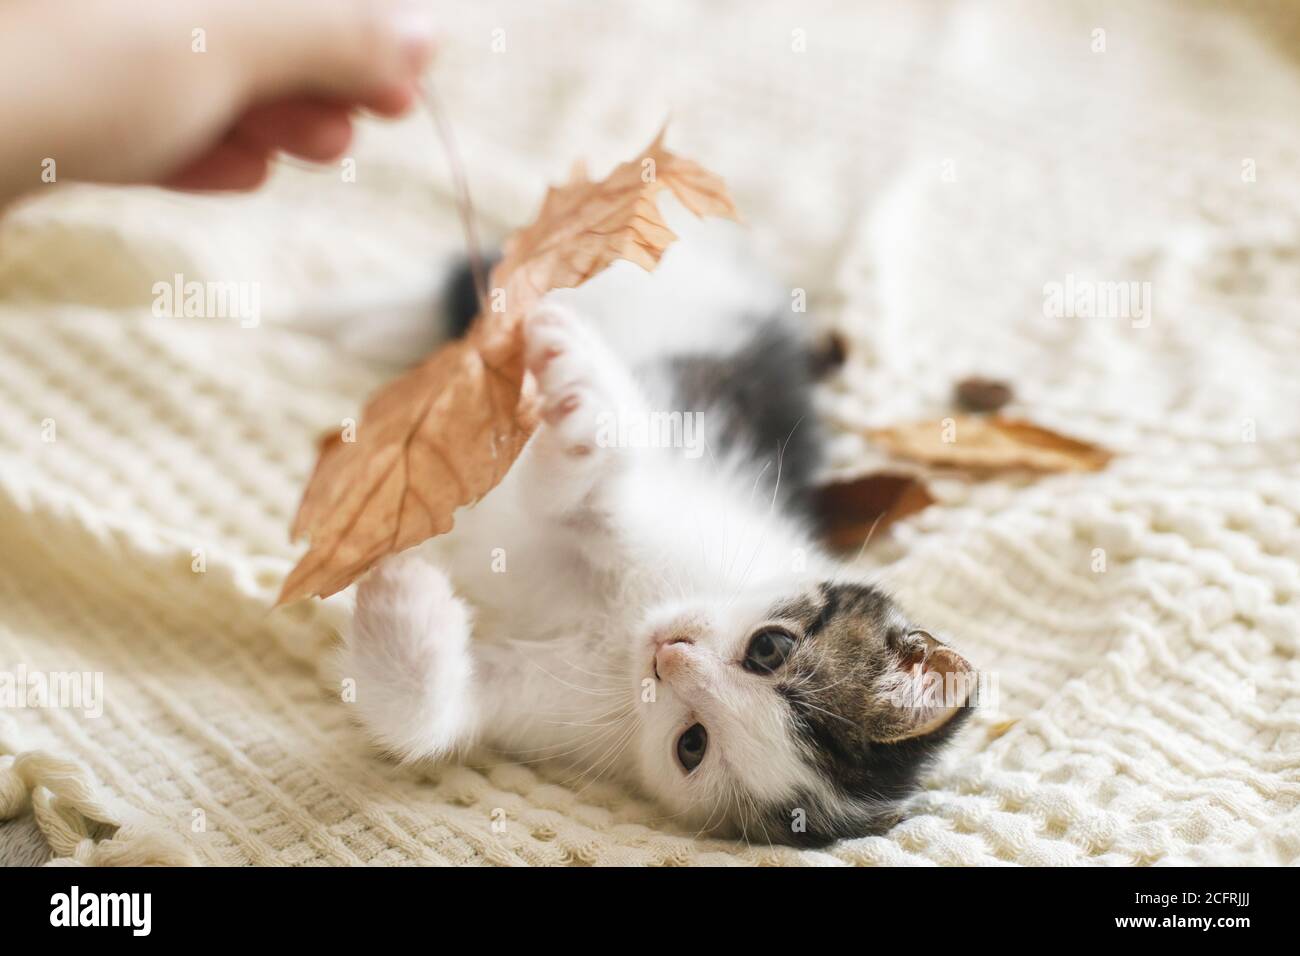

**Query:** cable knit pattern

left=0, top=0, right=1297, bottom=865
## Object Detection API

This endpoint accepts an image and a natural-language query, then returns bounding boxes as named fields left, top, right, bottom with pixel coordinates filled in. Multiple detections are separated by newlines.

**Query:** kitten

left=341, top=206, right=975, bottom=847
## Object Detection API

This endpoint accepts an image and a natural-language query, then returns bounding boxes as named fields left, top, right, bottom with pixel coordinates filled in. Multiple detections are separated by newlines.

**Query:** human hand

left=0, top=0, right=436, bottom=206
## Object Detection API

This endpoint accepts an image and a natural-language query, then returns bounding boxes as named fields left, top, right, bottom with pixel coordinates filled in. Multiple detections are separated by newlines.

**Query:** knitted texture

left=1, top=0, right=1298, bottom=865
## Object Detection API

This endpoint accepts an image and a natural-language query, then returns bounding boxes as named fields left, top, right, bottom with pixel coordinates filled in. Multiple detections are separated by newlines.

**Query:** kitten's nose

left=654, top=637, right=694, bottom=681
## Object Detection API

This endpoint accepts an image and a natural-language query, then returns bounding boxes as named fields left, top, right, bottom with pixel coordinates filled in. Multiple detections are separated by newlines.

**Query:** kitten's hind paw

left=341, top=550, right=476, bottom=761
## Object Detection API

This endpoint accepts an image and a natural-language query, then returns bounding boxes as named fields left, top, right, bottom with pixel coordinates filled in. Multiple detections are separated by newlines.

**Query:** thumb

left=224, top=0, right=437, bottom=103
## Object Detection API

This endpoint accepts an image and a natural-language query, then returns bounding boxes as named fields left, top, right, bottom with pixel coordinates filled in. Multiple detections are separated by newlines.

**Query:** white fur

left=346, top=551, right=476, bottom=759
left=340, top=219, right=850, bottom=837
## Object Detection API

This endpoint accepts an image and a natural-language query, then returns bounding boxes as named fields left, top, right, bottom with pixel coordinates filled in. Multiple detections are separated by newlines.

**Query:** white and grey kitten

left=340, top=207, right=974, bottom=847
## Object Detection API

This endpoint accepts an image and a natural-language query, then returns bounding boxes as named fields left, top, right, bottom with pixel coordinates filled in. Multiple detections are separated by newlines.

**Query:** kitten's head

left=630, top=580, right=975, bottom=847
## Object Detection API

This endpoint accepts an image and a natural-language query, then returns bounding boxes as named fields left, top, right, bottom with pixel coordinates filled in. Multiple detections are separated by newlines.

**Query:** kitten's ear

left=875, top=631, right=974, bottom=742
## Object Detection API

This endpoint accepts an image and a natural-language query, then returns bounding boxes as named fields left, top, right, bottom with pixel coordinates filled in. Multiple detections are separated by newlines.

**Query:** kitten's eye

left=676, top=723, right=708, bottom=773
left=744, top=629, right=795, bottom=673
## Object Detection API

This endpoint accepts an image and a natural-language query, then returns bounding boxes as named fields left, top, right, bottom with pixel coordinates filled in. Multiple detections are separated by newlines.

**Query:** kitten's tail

left=441, top=253, right=500, bottom=340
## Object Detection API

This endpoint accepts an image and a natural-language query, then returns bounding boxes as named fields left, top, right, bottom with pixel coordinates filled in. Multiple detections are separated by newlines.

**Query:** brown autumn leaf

left=277, top=130, right=739, bottom=605
left=866, top=416, right=1111, bottom=474
left=813, top=473, right=937, bottom=552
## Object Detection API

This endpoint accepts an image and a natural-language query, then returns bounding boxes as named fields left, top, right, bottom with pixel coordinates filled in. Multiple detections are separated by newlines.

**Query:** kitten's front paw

left=525, top=303, right=633, bottom=458
left=342, top=550, right=475, bottom=760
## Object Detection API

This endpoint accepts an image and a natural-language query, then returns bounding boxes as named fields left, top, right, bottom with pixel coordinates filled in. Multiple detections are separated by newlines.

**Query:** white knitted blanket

left=2, top=0, right=1298, bottom=866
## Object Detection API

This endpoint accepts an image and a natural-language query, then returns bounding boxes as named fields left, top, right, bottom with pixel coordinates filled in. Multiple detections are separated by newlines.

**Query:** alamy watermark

left=50, top=886, right=150, bottom=936
left=0, top=665, right=103, bottom=718
left=1043, top=274, right=1151, bottom=328
left=596, top=408, right=704, bottom=459
left=152, top=273, right=261, bottom=328
left=888, top=666, right=998, bottom=712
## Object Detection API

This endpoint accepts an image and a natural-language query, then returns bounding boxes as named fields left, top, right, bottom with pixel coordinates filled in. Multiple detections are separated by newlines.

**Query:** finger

left=163, top=137, right=271, bottom=192
left=361, top=83, right=419, bottom=118
left=231, top=0, right=436, bottom=106
left=234, top=98, right=354, bottom=161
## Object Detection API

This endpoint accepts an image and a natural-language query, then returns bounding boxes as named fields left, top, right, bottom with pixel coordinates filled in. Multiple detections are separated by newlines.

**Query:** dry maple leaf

left=867, top=416, right=1111, bottom=474
left=813, top=473, right=936, bottom=552
left=278, top=130, right=739, bottom=605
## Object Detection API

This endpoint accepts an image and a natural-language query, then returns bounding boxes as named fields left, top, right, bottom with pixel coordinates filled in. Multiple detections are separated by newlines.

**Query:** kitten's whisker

left=724, top=460, right=778, bottom=606
left=726, top=463, right=783, bottom=607
left=528, top=662, right=626, bottom=698
left=540, top=714, right=629, bottom=728
left=789, top=665, right=861, bottom=697
left=725, top=415, right=802, bottom=608
left=790, top=695, right=859, bottom=730
left=702, top=437, right=736, bottom=584
left=746, top=460, right=774, bottom=507
left=688, top=782, right=730, bottom=842
left=550, top=657, right=628, bottom=684
left=498, top=714, right=631, bottom=763
left=735, top=783, right=755, bottom=852
left=662, top=562, right=692, bottom=608
left=534, top=686, right=636, bottom=724
left=748, top=791, right=774, bottom=848
left=749, top=784, right=770, bottom=845
left=535, top=681, right=637, bottom=780
left=564, top=719, right=637, bottom=793
left=851, top=509, right=888, bottom=566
